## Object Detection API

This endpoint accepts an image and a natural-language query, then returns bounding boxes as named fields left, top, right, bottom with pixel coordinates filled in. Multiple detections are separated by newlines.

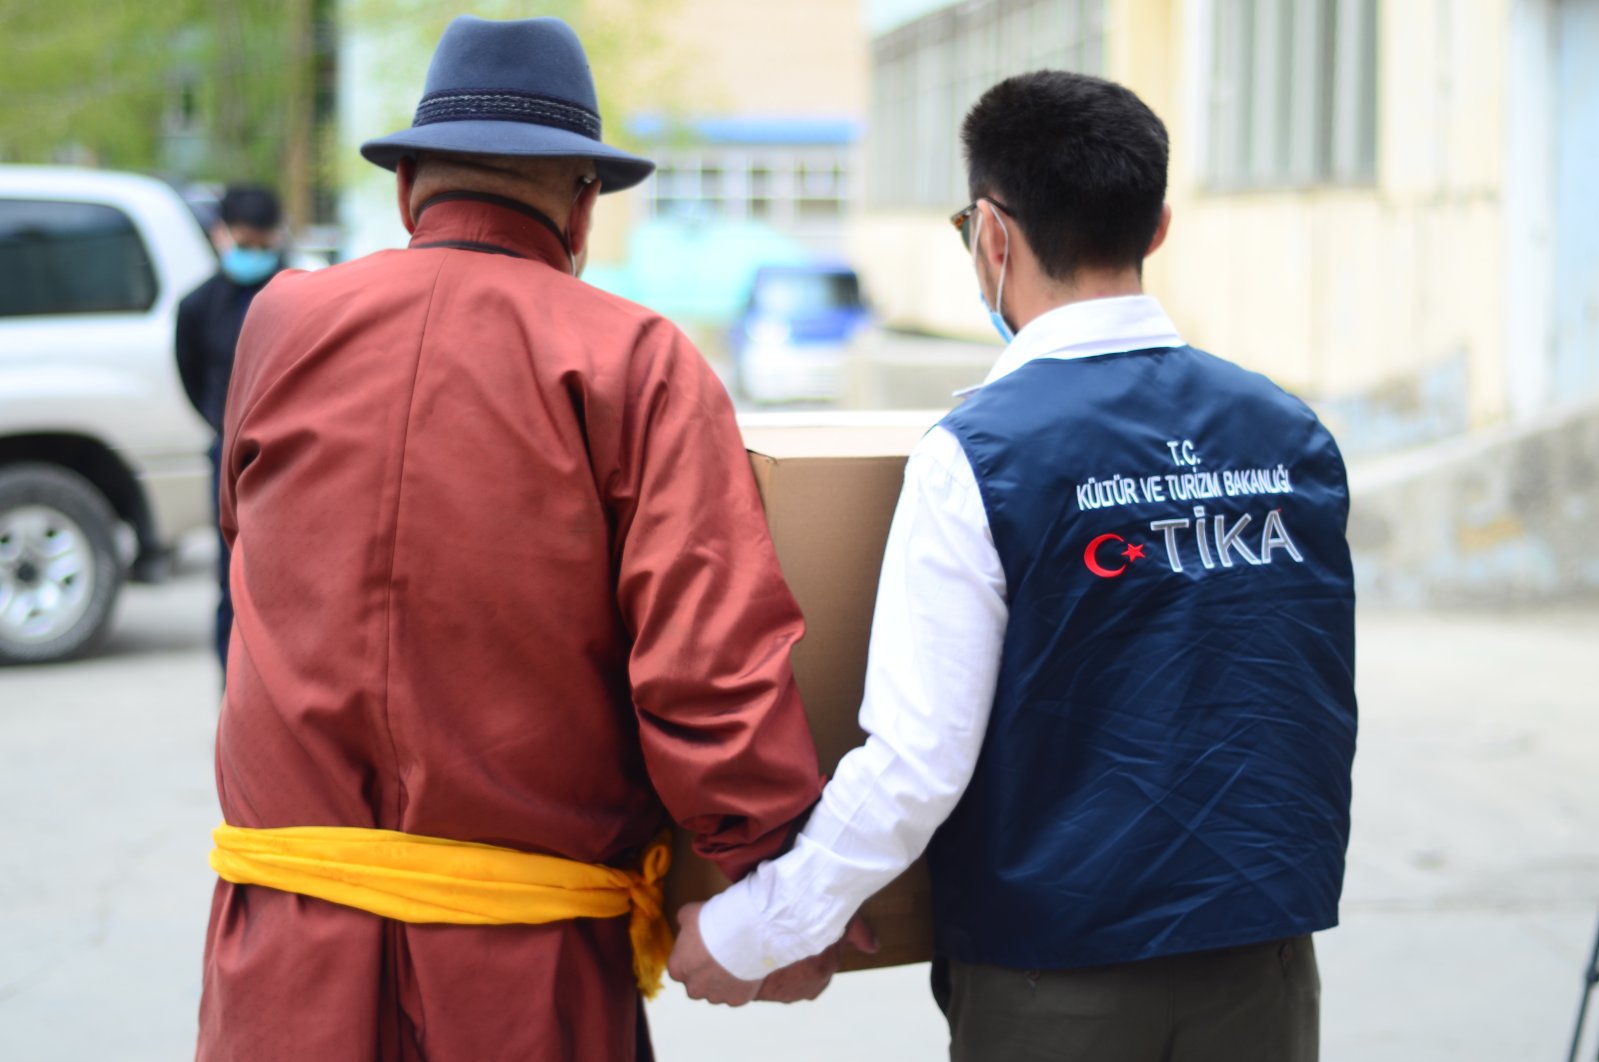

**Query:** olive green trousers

left=934, top=936, right=1320, bottom=1062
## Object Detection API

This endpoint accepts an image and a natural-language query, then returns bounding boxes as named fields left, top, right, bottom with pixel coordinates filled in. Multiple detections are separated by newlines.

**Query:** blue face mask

left=981, top=292, right=1015, bottom=344
left=971, top=207, right=1015, bottom=344
left=221, top=246, right=279, bottom=286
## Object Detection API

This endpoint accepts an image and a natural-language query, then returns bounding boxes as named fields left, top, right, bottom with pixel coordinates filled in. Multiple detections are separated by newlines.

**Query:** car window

left=753, top=271, right=862, bottom=317
left=0, top=198, right=158, bottom=318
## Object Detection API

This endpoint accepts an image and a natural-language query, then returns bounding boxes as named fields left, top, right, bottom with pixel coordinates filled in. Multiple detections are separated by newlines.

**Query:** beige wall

left=668, top=0, right=869, bottom=117
left=590, top=0, right=869, bottom=266
left=853, top=0, right=1518, bottom=436
left=1152, top=0, right=1511, bottom=428
left=339, top=1, right=869, bottom=266
left=849, top=0, right=1185, bottom=341
left=583, top=0, right=866, bottom=120
left=847, top=213, right=995, bottom=337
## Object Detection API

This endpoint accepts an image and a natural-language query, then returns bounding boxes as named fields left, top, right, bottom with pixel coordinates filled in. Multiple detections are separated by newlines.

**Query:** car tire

left=0, top=464, right=124, bottom=665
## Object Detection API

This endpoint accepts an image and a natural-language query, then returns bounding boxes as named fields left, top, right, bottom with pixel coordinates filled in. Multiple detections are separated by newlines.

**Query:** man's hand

left=755, top=915, right=878, bottom=1003
left=668, top=902, right=763, bottom=1006
left=670, top=903, right=884, bottom=1006
left=754, top=945, right=840, bottom=1003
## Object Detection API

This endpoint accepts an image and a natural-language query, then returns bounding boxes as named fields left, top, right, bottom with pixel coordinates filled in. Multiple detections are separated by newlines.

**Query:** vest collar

left=956, top=295, right=1185, bottom=398
left=408, top=192, right=573, bottom=272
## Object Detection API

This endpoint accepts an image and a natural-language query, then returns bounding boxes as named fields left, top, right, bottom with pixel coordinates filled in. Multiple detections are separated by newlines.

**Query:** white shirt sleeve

left=696, top=425, right=1009, bottom=980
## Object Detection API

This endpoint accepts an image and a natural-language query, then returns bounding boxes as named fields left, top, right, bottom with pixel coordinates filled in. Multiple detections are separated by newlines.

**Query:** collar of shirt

left=954, top=294, right=1185, bottom=398
left=407, top=192, right=572, bottom=271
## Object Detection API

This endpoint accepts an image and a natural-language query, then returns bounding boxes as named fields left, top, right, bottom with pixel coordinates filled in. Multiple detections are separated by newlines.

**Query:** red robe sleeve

left=216, top=274, right=290, bottom=556
left=609, top=320, right=823, bottom=882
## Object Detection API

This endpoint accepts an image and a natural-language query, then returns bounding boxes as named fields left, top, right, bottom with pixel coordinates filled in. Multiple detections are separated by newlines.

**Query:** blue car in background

left=730, top=264, right=871, bottom=404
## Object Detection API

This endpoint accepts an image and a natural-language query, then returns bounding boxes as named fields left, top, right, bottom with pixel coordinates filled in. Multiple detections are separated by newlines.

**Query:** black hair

left=962, top=70, right=1169, bottom=281
left=219, top=184, right=282, bottom=229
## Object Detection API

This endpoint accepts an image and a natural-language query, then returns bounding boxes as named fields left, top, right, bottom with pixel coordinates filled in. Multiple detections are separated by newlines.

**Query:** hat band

left=413, top=89, right=601, bottom=140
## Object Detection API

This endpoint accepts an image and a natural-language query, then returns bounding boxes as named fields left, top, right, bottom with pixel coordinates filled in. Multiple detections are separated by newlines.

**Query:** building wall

left=852, top=0, right=1110, bottom=340
left=1347, top=397, right=1599, bottom=606
left=1153, top=0, right=1512, bottom=451
left=587, top=0, right=868, bottom=270
left=661, top=0, right=868, bottom=118
left=1550, top=0, right=1599, bottom=405
left=337, top=1, right=867, bottom=266
left=853, top=0, right=1543, bottom=456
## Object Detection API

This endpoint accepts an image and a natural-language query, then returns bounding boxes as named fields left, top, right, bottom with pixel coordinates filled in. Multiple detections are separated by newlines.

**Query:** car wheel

left=0, top=464, right=124, bottom=665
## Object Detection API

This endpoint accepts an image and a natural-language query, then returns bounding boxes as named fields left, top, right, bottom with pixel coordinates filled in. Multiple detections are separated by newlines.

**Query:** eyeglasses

left=950, top=197, right=1014, bottom=251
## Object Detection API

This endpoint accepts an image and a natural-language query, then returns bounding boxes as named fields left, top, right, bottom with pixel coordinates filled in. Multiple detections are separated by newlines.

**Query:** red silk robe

left=196, top=195, right=824, bottom=1061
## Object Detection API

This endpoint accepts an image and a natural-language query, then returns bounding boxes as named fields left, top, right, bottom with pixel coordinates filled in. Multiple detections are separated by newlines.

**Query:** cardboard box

left=664, top=412, right=946, bottom=972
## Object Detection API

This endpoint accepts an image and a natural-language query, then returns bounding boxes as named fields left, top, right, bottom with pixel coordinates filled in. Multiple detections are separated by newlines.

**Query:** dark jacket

left=175, top=270, right=276, bottom=434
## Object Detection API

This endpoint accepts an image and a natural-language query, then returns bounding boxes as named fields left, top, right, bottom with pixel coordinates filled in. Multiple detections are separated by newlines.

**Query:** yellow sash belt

left=210, top=824, right=674, bottom=998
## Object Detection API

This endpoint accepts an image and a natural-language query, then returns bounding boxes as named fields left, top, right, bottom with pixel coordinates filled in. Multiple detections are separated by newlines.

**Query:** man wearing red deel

left=196, top=17, right=831, bottom=1060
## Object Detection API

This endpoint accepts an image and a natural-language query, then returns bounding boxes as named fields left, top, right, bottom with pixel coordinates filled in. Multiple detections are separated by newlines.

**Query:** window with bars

left=869, top=0, right=1107, bottom=209
left=1204, top=0, right=1378, bottom=190
left=647, top=149, right=852, bottom=225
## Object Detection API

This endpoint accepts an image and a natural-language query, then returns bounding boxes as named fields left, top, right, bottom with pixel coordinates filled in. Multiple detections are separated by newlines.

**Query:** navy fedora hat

left=360, top=16, right=654, bottom=193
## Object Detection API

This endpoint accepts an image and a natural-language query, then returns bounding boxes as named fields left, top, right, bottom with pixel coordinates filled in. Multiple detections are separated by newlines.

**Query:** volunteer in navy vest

left=175, top=184, right=286, bottom=674
left=670, top=70, right=1357, bottom=1061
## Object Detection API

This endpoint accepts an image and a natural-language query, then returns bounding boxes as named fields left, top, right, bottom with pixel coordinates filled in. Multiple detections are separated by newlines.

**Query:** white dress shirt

left=698, top=295, right=1186, bottom=980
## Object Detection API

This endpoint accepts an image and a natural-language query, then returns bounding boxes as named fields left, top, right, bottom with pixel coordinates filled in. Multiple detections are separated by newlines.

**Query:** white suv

left=0, top=166, right=216, bottom=663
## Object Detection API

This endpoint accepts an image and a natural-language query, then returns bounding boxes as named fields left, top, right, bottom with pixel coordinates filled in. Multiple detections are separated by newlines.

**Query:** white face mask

left=972, top=203, right=1014, bottom=343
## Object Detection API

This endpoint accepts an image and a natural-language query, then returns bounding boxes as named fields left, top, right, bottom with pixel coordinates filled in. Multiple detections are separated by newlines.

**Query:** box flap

left=738, top=411, right=944, bottom=459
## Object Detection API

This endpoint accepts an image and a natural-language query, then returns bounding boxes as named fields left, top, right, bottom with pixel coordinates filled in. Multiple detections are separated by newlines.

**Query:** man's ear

left=977, top=200, right=1009, bottom=272
left=396, top=157, right=419, bottom=233
left=567, top=177, right=601, bottom=259
left=1146, top=202, right=1173, bottom=258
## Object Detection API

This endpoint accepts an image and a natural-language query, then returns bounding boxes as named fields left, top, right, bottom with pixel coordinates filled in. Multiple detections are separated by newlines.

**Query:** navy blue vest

left=929, top=345, right=1356, bottom=969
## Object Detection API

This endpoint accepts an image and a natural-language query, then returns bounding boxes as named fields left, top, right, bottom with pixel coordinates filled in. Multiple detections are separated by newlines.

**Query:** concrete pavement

left=0, top=567, right=219, bottom=1061
left=1, top=568, right=1596, bottom=1060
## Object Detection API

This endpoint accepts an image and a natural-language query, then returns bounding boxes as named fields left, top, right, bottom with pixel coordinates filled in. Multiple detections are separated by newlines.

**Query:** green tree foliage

left=0, top=0, right=316, bottom=182
left=0, top=0, right=680, bottom=180
left=0, top=0, right=197, bottom=170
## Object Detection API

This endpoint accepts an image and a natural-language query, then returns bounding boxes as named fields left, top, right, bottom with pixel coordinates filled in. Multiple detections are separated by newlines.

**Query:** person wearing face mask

left=195, top=16, right=837, bottom=1061
left=672, top=71, right=1357, bottom=1062
left=175, top=184, right=285, bottom=672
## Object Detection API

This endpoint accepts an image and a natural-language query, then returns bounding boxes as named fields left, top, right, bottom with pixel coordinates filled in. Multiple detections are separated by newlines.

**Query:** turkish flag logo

left=1084, top=533, right=1147, bottom=579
